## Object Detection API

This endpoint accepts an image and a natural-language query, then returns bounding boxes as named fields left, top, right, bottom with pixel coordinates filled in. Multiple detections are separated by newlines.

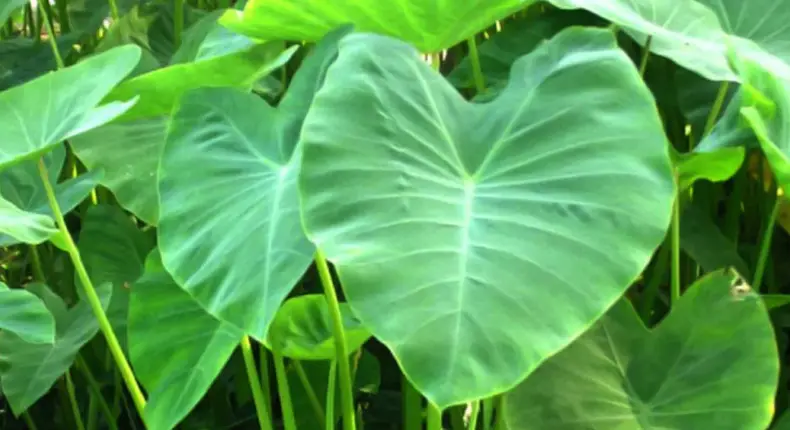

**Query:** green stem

left=493, top=396, right=506, bottom=430
left=467, top=36, right=485, bottom=93
left=37, top=159, right=148, bottom=418
left=174, top=0, right=184, bottom=47
left=702, top=82, right=730, bottom=138
left=30, top=245, right=46, bottom=282
left=23, top=412, right=39, bottom=430
left=294, top=360, right=325, bottom=426
left=315, top=249, right=357, bottom=430
left=638, top=36, right=652, bottom=77
left=482, top=398, right=493, bottom=430
left=468, top=402, right=481, bottom=429
left=107, top=0, right=120, bottom=20
left=240, top=336, right=273, bottom=430
left=66, top=370, right=87, bottom=430
left=403, top=375, right=422, bottom=430
left=639, top=242, right=669, bottom=321
left=258, top=344, right=272, bottom=419
left=273, top=350, right=298, bottom=430
left=34, top=0, right=63, bottom=69
left=326, top=360, right=338, bottom=430
left=753, top=194, right=781, bottom=291
left=54, top=0, right=70, bottom=33
left=427, top=403, right=443, bottom=430
left=76, top=355, right=119, bottom=430
left=671, top=192, right=681, bottom=305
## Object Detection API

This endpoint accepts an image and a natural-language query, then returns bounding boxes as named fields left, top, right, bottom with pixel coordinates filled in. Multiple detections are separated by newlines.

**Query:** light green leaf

left=266, top=294, right=371, bottom=360
left=129, top=249, right=242, bottom=430
left=0, top=194, right=58, bottom=245
left=0, top=0, right=26, bottom=24
left=299, top=28, right=675, bottom=408
left=102, top=41, right=297, bottom=121
left=71, top=117, right=166, bottom=226
left=0, top=283, right=55, bottom=345
left=504, top=270, right=778, bottom=429
left=0, top=45, right=141, bottom=170
left=220, top=0, right=533, bottom=52
left=0, top=283, right=111, bottom=415
left=547, top=0, right=735, bottom=81
left=77, top=204, right=155, bottom=352
left=0, top=145, right=103, bottom=247
left=170, top=9, right=255, bottom=64
left=674, top=146, right=745, bottom=190
left=157, top=28, right=348, bottom=340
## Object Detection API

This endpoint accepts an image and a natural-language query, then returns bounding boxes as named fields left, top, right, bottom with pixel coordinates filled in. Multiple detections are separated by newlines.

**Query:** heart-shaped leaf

left=504, top=270, right=778, bottom=429
left=129, top=249, right=242, bottom=430
left=0, top=45, right=141, bottom=170
left=0, top=283, right=111, bottom=415
left=220, top=0, right=532, bottom=52
left=0, top=282, right=55, bottom=345
left=266, top=294, right=371, bottom=360
left=157, top=28, right=348, bottom=340
left=0, top=145, right=103, bottom=247
left=299, top=28, right=675, bottom=408
left=101, top=41, right=297, bottom=122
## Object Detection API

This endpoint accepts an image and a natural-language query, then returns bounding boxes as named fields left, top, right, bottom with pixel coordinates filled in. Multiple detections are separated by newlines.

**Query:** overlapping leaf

left=505, top=270, right=778, bottom=429
left=0, top=45, right=141, bottom=170
left=157, top=28, right=348, bottom=340
left=299, top=28, right=675, bottom=408
left=220, top=0, right=533, bottom=52
left=129, top=249, right=242, bottom=430
left=0, top=283, right=55, bottom=345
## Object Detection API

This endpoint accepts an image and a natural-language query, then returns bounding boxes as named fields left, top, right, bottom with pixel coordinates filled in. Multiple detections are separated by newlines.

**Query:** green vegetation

left=1, top=1, right=790, bottom=429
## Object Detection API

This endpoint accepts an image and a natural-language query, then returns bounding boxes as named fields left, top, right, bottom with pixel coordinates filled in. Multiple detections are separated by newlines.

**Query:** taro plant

left=0, top=1, right=789, bottom=430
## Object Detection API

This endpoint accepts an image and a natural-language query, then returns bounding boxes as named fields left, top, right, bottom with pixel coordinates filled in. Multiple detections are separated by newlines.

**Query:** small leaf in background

left=0, top=34, right=81, bottom=91
left=0, top=45, right=141, bottom=170
left=505, top=270, right=778, bottom=429
left=220, top=0, right=531, bottom=52
left=170, top=7, right=255, bottom=64
left=101, top=41, right=297, bottom=121
left=267, top=294, right=371, bottom=360
left=71, top=117, right=166, bottom=226
left=0, top=282, right=55, bottom=344
left=674, top=146, right=745, bottom=190
left=0, top=283, right=111, bottom=416
left=680, top=199, right=751, bottom=277
left=129, top=249, right=242, bottom=430
left=0, top=144, right=103, bottom=247
left=299, top=28, right=675, bottom=408
left=76, top=204, right=155, bottom=352
left=157, top=27, right=348, bottom=340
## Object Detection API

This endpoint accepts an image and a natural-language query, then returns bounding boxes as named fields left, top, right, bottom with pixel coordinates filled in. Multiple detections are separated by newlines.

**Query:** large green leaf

left=129, top=249, right=242, bottom=430
left=71, top=117, right=166, bottom=226
left=0, top=45, right=141, bottom=170
left=0, top=283, right=55, bottom=345
left=0, top=283, right=111, bottom=415
left=547, top=0, right=735, bottom=81
left=77, top=204, right=155, bottom=352
left=102, top=41, right=297, bottom=121
left=220, top=0, right=532, bottom=52
left=0, top=145, right=103, bottom=247
left=504, top=270, right=778, bottom=429
left=299, top=28, right=675, bottom=408
left=157, top=28, right=348, bottom=340
left=266, top=294, right=371, bottom=360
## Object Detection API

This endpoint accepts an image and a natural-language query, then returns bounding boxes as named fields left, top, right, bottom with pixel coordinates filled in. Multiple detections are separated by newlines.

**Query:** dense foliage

left=1, top=0, right=790, bottom=429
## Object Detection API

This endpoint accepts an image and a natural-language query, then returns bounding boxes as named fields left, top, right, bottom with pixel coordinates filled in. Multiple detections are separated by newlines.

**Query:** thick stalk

left=467, top=36, right=485, bottom=93
left=240, top=336, right=273, bottom=430
left=30, top=245, right=46, bottom=282
left=37, top=159, right=147, bottom=418
left=258, top=344, right=273, bottom=418
left=403, top=376, right=422, bottom=430
left=753, top=194, right=782, bottom=291
left=273, top=350, right=298, bottom=430
left=670, top=193, right=681, bottom=305
left=66, top=370, right=87, bottom=430
left=315, top=249, right=357, bottom=430
left=427, top=403, right=443, bottom=430
left=638, top=36, right=652, bottom=77
left=493, top=396, right=506, bottom=430
left=294, top=360, right=325, bottom=425
left=34, top=0, right=64, bottom=69
left=107, top=0, right=121, bottom=21
left=482, top=398, right=493, bottom=430
left=468, top=402, right=481, bottom=429
left=326, top=360, right=338, bottom=430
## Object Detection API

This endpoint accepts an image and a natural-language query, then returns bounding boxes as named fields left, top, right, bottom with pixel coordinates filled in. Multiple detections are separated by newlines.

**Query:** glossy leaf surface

left=0, top=45, right=141, bottom=170
left=299, top=28, right=675, bottom=408
left=505, top=270, right=778, bottom=429
left=220, top=0, right=532, bottom=52
left=267, top=294, right=371, bottom=360
left=129, top=249, right=242, bottom=430
left=0, top=283, right=55, bottom=345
